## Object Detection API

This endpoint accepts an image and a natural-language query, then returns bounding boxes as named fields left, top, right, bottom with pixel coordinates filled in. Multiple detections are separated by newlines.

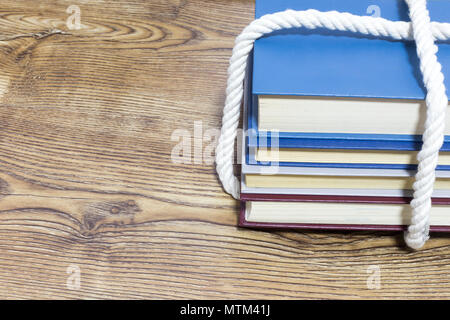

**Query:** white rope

left=215, top=0, right=450, bottom=249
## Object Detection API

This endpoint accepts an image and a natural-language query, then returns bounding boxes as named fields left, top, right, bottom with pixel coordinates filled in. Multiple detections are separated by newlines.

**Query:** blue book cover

left=251, top=0, right=450, bottom=151
left=246, top=97, right=450, bottom=170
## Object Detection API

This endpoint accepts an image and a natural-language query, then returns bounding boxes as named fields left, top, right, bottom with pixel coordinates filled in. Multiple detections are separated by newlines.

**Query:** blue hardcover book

left=246, top=93, right=450, bottom=170
left=251, top=0, right=450, bottom=151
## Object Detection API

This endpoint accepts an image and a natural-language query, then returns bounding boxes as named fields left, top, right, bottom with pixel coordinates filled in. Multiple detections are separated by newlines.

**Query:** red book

left=240, top=194, right=450, bottom=232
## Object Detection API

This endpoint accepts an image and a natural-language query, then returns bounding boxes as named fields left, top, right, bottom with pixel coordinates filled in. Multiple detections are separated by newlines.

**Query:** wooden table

left=0, top=0, right=449, bottom=299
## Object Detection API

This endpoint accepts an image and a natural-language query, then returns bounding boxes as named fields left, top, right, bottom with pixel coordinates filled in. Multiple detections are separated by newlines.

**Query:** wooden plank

left=0, top=0, right=449, bottom=299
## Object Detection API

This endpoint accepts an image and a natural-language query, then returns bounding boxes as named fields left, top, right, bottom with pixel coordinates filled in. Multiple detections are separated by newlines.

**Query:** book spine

left=239, top=201, right=450, bottom=232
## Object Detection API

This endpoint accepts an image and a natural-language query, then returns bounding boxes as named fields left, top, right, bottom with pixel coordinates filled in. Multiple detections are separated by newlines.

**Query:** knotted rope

left=215, top=0, right=450, bottom=249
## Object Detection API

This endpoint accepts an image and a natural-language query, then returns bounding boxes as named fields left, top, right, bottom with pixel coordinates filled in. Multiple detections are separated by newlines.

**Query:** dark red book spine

left=240, top=193, right=450, bottom=205
left=239, top=195, right=450, bottom=232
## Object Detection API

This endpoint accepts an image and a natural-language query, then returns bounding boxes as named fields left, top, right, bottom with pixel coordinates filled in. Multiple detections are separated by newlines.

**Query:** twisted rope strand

left=405, top=0, right=449, bottom=249
left=215, top=3, right=450, bottom=248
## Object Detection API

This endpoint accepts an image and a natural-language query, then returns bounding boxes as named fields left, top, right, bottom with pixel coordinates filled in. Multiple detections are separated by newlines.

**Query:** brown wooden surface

left=0, top=0, right=449, bottom=300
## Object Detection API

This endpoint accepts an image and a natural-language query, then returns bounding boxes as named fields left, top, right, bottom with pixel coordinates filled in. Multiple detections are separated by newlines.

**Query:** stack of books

left=239, top=0, right=450, bottom=231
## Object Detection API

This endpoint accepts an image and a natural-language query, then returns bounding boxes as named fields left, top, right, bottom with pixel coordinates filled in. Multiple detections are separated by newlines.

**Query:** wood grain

left=0, top=0, right=449, bottom=300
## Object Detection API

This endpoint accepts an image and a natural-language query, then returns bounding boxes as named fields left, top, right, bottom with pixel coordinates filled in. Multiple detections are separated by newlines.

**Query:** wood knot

left=111, top=206, right=120, bottom=214
left=82, top=199, right=141, bottom=232
left=0, top=178, right=11, bottom=198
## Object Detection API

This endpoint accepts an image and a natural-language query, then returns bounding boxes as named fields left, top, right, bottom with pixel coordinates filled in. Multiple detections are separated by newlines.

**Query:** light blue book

left=251, top=0, right=450, bottom=152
